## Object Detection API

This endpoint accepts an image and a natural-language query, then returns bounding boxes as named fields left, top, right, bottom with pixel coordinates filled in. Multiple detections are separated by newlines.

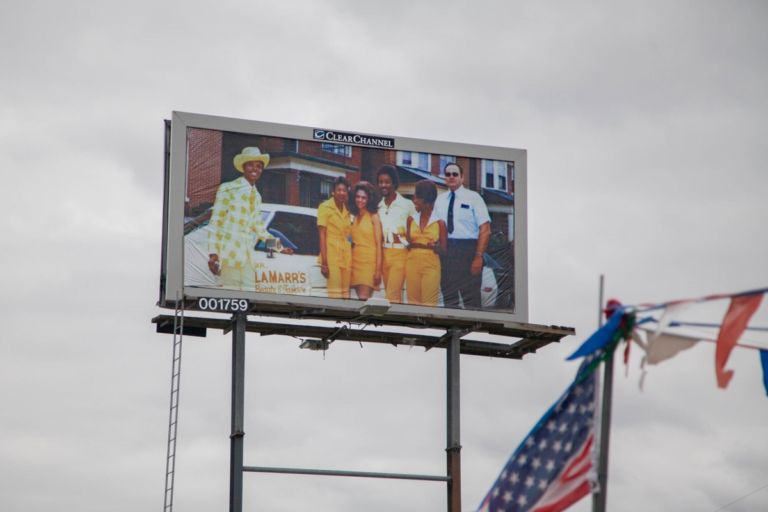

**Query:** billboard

left=160, top=112, right=528, bottom=324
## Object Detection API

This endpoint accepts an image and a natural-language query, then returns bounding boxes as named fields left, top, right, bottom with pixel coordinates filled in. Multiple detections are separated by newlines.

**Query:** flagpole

left=593, top=274, right=612, bottom=512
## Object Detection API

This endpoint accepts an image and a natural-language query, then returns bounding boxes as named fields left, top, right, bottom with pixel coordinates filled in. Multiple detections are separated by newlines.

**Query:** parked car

left=184, top=203, right=499, bottom=307
left=479, top=253, right=500, bottom=309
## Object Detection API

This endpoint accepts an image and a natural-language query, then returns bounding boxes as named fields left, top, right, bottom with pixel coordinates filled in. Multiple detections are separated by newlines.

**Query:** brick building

left=185, top=128, right=516, bottom=246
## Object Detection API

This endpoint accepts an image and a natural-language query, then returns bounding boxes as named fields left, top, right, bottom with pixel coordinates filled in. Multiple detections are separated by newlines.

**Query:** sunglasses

left=445, top=171, right=460, bottom=177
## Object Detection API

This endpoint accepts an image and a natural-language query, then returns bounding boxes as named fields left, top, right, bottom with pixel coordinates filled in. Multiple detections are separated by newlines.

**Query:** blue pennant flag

left=760, top=350, right=768, bottom=396
left=566, top=308, right=624, bottom=360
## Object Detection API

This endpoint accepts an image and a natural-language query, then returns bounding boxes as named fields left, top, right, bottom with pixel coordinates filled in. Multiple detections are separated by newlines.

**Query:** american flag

left=477, top=358, right=600, bottom=512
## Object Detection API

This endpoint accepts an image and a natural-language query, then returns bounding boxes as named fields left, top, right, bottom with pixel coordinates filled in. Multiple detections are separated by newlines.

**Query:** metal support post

left=446, top=328, right=461, bottom=512
left=594, top=351, right=614, bottom=512
left=229, top=314, right=246, bottom=512
left=593, top=274, right=612, bottom=512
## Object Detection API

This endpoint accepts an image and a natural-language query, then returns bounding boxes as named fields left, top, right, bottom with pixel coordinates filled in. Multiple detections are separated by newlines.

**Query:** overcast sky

left=1, top=1, right=767, bottom=511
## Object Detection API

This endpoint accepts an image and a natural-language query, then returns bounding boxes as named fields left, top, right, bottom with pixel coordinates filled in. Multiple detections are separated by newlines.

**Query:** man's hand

left=320, top=263, right=329, bottom=278
left=470, top=254, right=483, bottom=276
left=208, top=254, right=221, bottom=275
left=279, top=247, right=294, bottom=255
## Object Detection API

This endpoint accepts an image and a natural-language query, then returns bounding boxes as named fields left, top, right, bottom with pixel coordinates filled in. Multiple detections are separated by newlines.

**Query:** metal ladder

left=163, top=299, right=184, bottom=511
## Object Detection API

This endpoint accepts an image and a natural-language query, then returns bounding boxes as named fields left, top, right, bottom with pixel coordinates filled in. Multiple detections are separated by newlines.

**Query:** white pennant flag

left=638, top=328, right=700, bottom=390
left=643, top=328, right=700, bottom=365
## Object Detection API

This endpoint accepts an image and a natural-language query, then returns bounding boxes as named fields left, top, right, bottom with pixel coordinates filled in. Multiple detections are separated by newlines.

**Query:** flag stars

left=478, top=361, right=599, bottom=512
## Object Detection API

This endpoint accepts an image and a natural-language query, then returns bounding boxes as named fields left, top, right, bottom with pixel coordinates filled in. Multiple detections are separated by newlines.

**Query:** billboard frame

left=153, top=312, right=575, bottom=512
left=160, top=111, right=529, bottom=329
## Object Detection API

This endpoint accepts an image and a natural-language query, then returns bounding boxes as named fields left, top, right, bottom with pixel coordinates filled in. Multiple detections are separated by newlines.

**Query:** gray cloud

left=1, top=0, right=767, bottom=511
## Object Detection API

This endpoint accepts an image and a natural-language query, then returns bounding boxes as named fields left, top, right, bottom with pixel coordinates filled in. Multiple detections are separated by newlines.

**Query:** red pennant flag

left=715, top=294, right=764, bottom=388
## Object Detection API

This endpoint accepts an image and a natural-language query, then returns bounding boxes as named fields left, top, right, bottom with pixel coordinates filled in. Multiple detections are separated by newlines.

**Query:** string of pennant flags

left=477, top=286, right=767, bottom=512
left=568, top=286, right=768, bottom=393
left=633, top=317, right=768, bottom=391
left=632, top=286, right=768, bottom=312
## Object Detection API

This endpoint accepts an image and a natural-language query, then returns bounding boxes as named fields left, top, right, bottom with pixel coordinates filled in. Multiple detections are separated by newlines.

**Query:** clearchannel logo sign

left=312, top=129, right=395, bottom=149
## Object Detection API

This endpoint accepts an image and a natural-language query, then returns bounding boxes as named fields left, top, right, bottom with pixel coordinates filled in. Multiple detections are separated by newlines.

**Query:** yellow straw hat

left=233, top=147, right=270, bottom=172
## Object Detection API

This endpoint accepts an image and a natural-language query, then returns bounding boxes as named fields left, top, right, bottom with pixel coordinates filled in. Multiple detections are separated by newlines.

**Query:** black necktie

left=447, top=191, right=455, bottom=234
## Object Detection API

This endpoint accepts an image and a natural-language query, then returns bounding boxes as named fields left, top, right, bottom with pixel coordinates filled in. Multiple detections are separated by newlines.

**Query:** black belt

left=447, top=238, right=477, bottom=246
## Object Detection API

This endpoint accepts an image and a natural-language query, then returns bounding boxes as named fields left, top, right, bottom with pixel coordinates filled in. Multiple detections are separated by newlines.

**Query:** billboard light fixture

left=358, top=297, right=391, bottom=317
left=299, top=338, right=330, bottom=351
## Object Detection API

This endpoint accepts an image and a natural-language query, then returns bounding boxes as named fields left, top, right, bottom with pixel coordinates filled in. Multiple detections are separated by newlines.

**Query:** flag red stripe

left=559, top=435, right=593, bottom=482
left=534, top=481, right=591, bottom=512
left=532, top=435, right=594, bottom=512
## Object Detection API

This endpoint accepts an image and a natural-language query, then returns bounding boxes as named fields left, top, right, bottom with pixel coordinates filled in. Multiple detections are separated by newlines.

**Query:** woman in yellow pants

left=318, top=177, right=352, bottom=299
left=349, top=181, right=383, bottom=300
left=405, top=180, right=447, bottom=306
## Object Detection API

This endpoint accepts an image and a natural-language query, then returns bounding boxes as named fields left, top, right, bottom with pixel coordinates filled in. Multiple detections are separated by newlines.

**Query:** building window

left=320, top=180, right=332, bottom=198
left=482, top=160, right=513, bottom=192
left=299, top=174, right=335, bottom=208
left=397, top=151, right=431, bottom=173
left=321, top=143, right=352, bottom=158
left=438, top=155, right=457, bottom=175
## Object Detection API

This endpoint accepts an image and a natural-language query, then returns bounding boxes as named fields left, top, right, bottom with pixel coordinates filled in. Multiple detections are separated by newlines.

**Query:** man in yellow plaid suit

left=207, top=147, right=278, bottom=290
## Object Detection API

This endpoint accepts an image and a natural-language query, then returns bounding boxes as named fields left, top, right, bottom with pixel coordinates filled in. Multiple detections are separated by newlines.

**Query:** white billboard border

left=161, top=111, right=528, bottom=326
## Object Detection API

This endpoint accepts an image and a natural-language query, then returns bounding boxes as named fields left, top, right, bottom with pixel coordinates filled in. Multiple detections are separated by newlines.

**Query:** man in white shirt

left=434, top=162, right=490, bottom=308
left=376, top=164, right=416, bottom=303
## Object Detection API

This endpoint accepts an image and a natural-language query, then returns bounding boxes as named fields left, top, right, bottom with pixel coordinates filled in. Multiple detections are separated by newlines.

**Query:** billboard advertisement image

left=161, top=112, right=528, bottom=324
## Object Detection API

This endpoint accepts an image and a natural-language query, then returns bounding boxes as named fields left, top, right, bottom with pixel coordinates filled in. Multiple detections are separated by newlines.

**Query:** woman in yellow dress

left=317, top=177, right=352, bottom=299
left=405, top=180, right=447, bottom=306
left=349, top=181, right=383, bottom=300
